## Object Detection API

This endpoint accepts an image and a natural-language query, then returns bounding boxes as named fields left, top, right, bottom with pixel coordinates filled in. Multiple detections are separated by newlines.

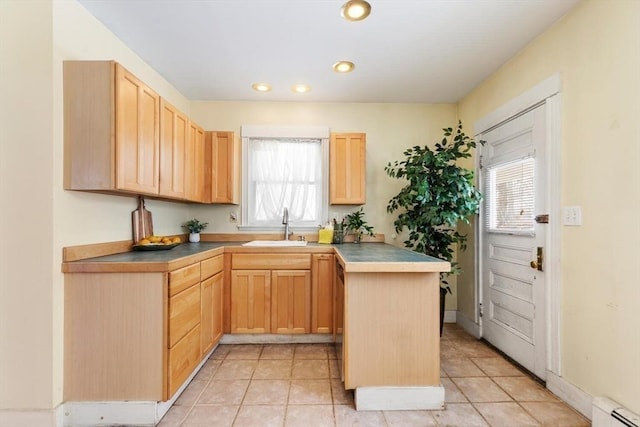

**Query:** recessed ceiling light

left=333, top=61, right=355, bottom=73
left=291, top=84, right=311, bottom=94
left=341, top=0, right=371, bottom=22
left=251, top=83, right=272, bottom=92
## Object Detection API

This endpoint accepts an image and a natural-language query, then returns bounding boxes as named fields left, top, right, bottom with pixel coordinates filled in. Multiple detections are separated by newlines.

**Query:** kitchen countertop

left=62, top=241, right=450, bottom=274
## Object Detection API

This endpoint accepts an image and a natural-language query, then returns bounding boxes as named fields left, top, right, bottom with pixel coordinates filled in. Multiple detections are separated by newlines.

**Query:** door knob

left=530, top=247, right=543, bottom=271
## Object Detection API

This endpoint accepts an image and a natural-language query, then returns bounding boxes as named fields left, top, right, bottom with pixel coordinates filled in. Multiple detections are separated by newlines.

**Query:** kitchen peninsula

left=62, top=239, right=450, bottom=425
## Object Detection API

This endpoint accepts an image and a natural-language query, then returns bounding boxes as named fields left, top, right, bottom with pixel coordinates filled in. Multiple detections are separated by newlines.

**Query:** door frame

left=474, top=74, right=563, bottom=376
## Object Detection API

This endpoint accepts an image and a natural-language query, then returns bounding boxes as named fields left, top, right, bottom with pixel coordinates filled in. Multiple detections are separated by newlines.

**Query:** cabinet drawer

left=169, top=284, right=201, bottom=347
left=201, top=255, right=224, bottom=280
left=168, top=324, right=201, bottom=398
left=169, top=263, right=200, bottom=296
left=232, top=254, right=311, bottom=270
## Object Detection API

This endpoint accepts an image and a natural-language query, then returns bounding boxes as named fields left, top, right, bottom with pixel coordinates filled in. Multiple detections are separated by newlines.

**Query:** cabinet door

left=185, top=121, right=206, bottom=202
left=209, top=131, right=239, bottom=204
left=335, top=265, right=344, bottom=336
left=168, top=324, right=201, bottom=398
left=200, top=276, right=214, bottom=355
left=168, top=283, right=201, bottom=348
left=159, top=99, right=187, bottom=199
left=201, top=271, right=224, bottom=355
left=330, top=133, right=366, bottom=205
left=231, top=270, right=271, bottom=333
left=311, top=254, right=334, bottom=334
left=115, top=64, right=160, bottom=194
left=211, top=271, right=224, bottom=344
left=271, top=270, right=311, bottom=334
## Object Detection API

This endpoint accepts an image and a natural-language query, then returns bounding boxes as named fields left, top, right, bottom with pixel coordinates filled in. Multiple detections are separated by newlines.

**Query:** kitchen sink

left=242, top=240, right=308, bottom=247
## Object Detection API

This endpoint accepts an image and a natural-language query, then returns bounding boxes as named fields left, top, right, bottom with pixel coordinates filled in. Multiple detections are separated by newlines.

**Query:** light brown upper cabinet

left=159, top=99, right=187, bottom=199
left=206, top=131, right=240, bottom=204
left=64, top=61, right=160, bottom=195
left=185, top=121, right=206, bottom=202
left=329, top=133, right=366, bottom=205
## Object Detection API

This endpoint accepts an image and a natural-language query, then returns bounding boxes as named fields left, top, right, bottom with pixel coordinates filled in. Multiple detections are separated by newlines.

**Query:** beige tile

left=289, top=379, right=333, bottom=404
left=157, top=405, right=190, bottom=427
left=334, top=404, right=387, bottom=426
left=243, top=379, right=290, bottom=405
left=331, top=379, right=353, bottom=405
left=213, top=359, right=257, bottom=379
left=285, top=404, right=334, bottom=427
left=198, top=379, right=249, bottom=405
left=474, top=402, right=541, bottom=426
left=234, top=405, right=286, bottom=427
left=329, top=358, right=341, bottom=379
left=225, top=344, right=263, bottom=360
left=456, top=340, right=500, bottom=358
left=470, top=357, right=525, bottom=377
left=182, top=405, right=238, bottom=427
left=211, top=344, right=231, bottom=360
left=175, top=379, right=208, bottom=406
left=520, top=402, right=591, bottom=426
left=441, top=325, right=477, bottom=341
left=441, top=357, right=486, bottom=377
left=493, top=376, right=559, bottom=402
left=441, top=377, right=468, bottom=403
left=383, top=409, right=438, bottom=426
left=261, top=344, right=294, bottom=359
left=253, top=359, right=292, bottom=379
left=292, top=359, right=330, bottom=379
left=294, top=343, right=328, bottom=359
left=451, top=377, right=512, bottom=402
left=327, top=346, right=338, bottom=360
left=194, top=358, right=222, bottom=382
left=432, top=403, right=489, bottom=427
left=440, top=340, right=463, bottom=359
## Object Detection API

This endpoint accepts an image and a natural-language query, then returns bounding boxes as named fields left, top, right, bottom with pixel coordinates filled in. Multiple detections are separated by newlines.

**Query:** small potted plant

left=182, top=219, right=209, bottom=243
left=344, top=208, right=375, bottom=243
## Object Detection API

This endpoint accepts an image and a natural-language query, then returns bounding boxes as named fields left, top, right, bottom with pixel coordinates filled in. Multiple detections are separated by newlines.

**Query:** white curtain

left=248, top=138, right=322, bottom=225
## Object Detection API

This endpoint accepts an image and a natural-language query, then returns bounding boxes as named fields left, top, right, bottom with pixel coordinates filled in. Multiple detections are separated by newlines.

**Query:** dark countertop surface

left=63, top=241, right=450, bottom=273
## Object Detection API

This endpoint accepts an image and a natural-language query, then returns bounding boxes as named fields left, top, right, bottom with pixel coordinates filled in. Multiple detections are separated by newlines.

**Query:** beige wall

left=189, top=101, right=461, bottom=307
left=1, top=0, right=194, bottom=415
left=190, top=102, right=456, bottom=233
left=0, top=0, right=55, bottom=411
left=458, top=0, right=640, bottom=414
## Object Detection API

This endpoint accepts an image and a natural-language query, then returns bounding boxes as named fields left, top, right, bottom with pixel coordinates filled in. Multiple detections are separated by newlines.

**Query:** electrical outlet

left=563, top=206, right=582, bottom=226
left=229, top=211, right=237, bottom=223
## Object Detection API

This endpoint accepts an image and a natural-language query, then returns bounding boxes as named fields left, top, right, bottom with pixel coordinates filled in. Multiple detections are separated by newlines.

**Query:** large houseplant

left=385, top=121, right=483, bottom=334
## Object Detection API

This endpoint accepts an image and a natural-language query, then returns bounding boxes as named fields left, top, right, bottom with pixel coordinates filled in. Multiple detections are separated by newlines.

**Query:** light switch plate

left=563, top=206, right=582, bottom=226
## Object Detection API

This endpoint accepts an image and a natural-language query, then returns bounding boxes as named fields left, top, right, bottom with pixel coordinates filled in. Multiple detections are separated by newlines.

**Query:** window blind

left=484, top=157, right=535, bottom=233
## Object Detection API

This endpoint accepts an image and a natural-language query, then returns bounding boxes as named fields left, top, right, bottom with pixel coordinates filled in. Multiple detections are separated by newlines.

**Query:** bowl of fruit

left=133, top=235, right=182, bottom=251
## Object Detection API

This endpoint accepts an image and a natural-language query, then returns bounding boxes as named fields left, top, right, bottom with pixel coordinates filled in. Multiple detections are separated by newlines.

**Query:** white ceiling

left=77, top=0, right=579, bottom=103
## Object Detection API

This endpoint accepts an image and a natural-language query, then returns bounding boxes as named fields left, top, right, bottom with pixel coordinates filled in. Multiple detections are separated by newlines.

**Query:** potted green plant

left=385, top=121, right=484, bottom=335
left=182, top=219, right=209, bottom=243
left=344, top=208, right=375, bottom=243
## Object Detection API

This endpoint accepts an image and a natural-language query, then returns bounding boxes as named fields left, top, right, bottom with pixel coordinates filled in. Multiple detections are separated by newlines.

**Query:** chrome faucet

left=282, top=207, right=292, bottom=240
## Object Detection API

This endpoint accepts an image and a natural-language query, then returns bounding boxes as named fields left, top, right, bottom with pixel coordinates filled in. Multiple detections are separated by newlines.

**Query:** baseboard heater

left=593, top=397, right=639, bottom=427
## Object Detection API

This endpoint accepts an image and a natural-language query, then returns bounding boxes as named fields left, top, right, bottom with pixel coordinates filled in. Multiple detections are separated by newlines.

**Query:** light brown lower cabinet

left=230, top=270, right=272, bottom=333
left=271, top=270, right=311, bottom=334
left=201, top=271, right=223, bottom=355
left=230, top=254, right=313, bottom=334
left=311, top=254, right=334, bottom=334
left=64, top=254, right=224, bottom=402
left=168, top=324, right=201, bottom=397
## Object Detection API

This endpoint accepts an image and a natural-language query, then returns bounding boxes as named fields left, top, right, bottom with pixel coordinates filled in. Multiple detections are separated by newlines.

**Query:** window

left=241, top=126, right=329, bottom=230
left=484, top=157, right=535, bottom=234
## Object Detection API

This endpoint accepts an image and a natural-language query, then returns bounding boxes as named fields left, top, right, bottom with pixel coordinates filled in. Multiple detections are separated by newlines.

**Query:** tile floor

left=158, top=324, right=590, bottom=426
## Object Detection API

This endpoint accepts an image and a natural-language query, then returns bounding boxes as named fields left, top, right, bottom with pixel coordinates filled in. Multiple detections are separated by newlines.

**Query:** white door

left=480, top=104, right=547, bottom=380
